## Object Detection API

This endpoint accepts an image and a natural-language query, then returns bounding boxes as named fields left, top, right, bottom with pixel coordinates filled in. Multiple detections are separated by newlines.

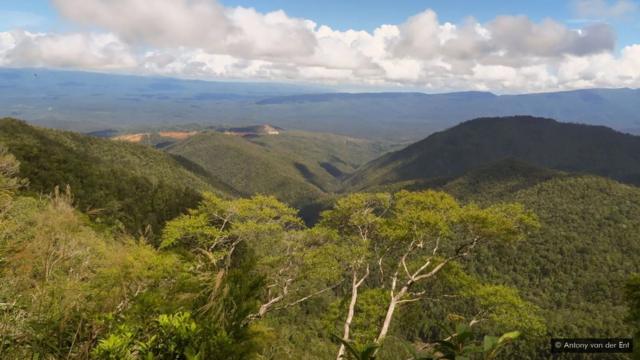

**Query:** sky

left=0, top=0, right=639, bottom=93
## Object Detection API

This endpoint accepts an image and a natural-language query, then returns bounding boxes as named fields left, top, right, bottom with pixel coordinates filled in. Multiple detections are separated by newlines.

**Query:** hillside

left=0, top=118, right=231, bottom=234
left=164, top=129, right=392, bottom=205
left=348, top=159, right=640, bottom=354
left=447, top=163, right=640, bottom=344
left=2, top=118, right=638, bottom=358
left=345, top=116, right=640, bottom=190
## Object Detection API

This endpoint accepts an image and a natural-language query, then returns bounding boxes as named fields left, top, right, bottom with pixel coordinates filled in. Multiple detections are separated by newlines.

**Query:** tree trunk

left=376, top=285, right=407, bottom=345
left=337, top=272, right=360, bottom=360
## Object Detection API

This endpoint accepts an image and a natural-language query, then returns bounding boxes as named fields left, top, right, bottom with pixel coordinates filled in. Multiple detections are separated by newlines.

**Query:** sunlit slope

left=166, top=129, right=393, bottom=204
left=0, top=118, right=231, bottom=233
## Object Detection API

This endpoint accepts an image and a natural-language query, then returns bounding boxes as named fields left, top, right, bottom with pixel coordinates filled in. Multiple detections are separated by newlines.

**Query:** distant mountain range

left=2, top=68, right=639, bottom=141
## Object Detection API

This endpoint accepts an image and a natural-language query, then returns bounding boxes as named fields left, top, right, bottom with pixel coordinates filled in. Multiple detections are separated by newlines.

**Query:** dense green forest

left=0, top=118, right=236, bottom=237
left=345, top=116, right=640, bottom=190
left=1, top=145, right=544, bottom=359
left=1, top=117, right=639, bottom=359
left=165, top=129, right=393, bottom=205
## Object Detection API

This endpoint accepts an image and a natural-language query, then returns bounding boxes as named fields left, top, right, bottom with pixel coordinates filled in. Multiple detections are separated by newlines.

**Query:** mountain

left=0, top=118, right=233, bottom=235
left=254, top=88, right=640, bottom=139
left=163, top=128, right=392, bottom=205
left=345, top=116, right=640, bottom=190
left=3, top=68, right=640, bottom=141
left=450, top=161, right=640, bottom=344
left=3, top=116, right=639, bottom=358
left=344, top=158, right=639, bottom=350
left=0, top=68, right=324, bottom=133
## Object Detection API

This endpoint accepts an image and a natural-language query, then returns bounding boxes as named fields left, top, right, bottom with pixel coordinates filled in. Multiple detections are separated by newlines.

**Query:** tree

left=0, top=186, right=184, bottom=359
left=320, top=190, right=538, bottom=357
left=161, top=193, right=340, bottom=324
left=319, top=193, right=391, bottom=359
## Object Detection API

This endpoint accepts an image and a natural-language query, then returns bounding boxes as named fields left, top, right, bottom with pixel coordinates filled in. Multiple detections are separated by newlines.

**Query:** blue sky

left=0, top=0, right=638, bottom=92
left=1, top=0, right=638, bottom=47
left=2, top=0, right=638, bottom=48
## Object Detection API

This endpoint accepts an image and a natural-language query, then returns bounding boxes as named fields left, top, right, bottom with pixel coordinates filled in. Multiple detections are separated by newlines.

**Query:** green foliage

left=626, top=275, right=640, bottom=329
left=0, top=190, right=184, bottom=359
left=165, top=129, right=393, bottom=206
left=359, top=159, right=640, bottom=357
left=163, top=192, right=349, bottom=292
left=626, top=275, right=640, bottom=359
left=325, top=289, right=389, bottom=346
left=332, top=335, right=380, bottom=360
left=0, top=118, right=215, bottom=236
left=5, top=118, right=636, bottom=360
left=139, top=312, right=201, bottom=359
left=317, top=190, right=539, bottom=359
left=345, top=116, right=640, bottom=190
left=166, top=131, right=324, bottom=206
left=94, top=312, right=203, bottom=360
left=423, top=320, right=521, bottom=360
left=92, top=326, right=137, bottom=360
left=160, top=193, right=306, bottom=286
left=456, top=174, right=640, bottom=342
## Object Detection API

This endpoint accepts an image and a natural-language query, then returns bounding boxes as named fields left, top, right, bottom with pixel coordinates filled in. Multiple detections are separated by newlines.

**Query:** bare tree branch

left=276, top=281, right=343, bottom=310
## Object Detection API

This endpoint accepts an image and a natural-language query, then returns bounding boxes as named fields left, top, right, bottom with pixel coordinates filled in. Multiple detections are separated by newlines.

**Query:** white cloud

left=486, top=16, right=614, bottom=57
left=2, top=30, right=136, bottom=69
left=52, top=0, right=317, bottom=59
left=0, top=1, right=638, bottom=93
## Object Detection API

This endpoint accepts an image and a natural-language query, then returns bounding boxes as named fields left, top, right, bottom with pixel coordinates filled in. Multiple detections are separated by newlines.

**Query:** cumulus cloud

left=486, top=16, right=614, bottom=57
left=1, top=30, right=136, bottom=69
left=391, top=12, right=614, bottom=61
left=0, top=1, right=638, bottom=92
left=52, top=0, right=317, bottom=59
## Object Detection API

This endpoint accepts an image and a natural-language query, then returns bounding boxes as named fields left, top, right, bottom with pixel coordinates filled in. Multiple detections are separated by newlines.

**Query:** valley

left=2, top=1, right=640, bottom=358
left=2, top=114, right=639, bottom=358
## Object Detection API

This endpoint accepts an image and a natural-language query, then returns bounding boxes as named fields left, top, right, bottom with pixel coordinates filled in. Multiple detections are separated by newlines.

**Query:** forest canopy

left=0, top=148, right=545, bottom=359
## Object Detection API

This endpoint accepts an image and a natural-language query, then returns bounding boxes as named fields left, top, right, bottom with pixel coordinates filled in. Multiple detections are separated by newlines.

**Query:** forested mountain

left=1, top=117, right=639, bottom=359
left=443, top=161, right=640, bottom=345
left=346, top=116, right=640, bottom=190
left=336, top=158, right=640, bottom=357
left=164, top=129, right=392, bottom=205
left=0, top=118, right=233, bottom=236
left=1, top=142, right=546, bottom=359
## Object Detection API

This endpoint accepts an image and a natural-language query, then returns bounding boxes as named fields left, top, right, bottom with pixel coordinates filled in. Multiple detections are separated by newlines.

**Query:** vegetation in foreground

left=2, top=117, right=639, bottom=359
left=1, top=146, right=550, bottom=359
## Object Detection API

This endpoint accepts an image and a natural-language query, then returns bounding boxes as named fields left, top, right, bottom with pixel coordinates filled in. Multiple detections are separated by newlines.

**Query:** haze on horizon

left=0, top=0, right=639, bottom=93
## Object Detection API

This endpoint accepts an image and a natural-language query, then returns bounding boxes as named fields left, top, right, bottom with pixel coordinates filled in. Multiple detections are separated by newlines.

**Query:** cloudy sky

left=0, top=0, right=639, bottom=93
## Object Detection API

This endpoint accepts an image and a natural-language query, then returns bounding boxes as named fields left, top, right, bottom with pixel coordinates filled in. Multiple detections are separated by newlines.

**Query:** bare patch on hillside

left=158, top=131, right=198, bottom=140
left=113, top=133, right=149, bottom=143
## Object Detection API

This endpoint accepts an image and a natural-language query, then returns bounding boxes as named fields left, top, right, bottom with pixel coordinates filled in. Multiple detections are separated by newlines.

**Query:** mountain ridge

left=2, top=68, right=639, bottom=141
left=345, top=116, right=640, bottom=190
